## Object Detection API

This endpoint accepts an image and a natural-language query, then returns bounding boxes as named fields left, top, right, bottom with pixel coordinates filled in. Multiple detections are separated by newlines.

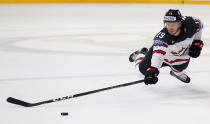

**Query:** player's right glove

left=144, top=67, right=159, bottom=85
left=188, top=40, right=204, bottom=58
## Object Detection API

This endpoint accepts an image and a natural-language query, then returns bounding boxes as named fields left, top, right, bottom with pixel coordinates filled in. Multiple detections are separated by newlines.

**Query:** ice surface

left=0, top=3, right=210, bottom=124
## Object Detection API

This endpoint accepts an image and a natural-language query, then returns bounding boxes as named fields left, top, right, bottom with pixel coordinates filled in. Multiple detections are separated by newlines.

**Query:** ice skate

left=170, top=71, right=191, bottom=83
left=129, top=47, right=148, bottom=62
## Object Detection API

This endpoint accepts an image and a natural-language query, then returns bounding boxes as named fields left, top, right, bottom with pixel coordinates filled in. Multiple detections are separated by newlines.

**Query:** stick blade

left=7, top=97, right=32, bottom=107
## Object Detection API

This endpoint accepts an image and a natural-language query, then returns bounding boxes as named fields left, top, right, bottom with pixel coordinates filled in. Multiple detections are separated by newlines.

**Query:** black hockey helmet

left=164, top=9, right=183, bottom=22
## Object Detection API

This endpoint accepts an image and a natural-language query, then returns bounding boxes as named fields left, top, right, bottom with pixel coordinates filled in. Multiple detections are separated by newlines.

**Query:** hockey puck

left=61, top=112, right=68, bottom=116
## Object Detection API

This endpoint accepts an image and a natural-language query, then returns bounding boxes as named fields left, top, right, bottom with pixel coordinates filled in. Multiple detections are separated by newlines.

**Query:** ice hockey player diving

left=129, top=9, right=204, bottom=85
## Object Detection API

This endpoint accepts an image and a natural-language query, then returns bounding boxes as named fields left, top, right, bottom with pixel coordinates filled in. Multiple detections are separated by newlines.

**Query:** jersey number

left=156, top=32, right=166, bottom=39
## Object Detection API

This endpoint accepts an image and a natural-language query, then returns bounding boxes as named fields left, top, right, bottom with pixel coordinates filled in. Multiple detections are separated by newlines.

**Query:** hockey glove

left=189, top=40, right=204, bottom=58
left=144, top=67, right=159, bottom=85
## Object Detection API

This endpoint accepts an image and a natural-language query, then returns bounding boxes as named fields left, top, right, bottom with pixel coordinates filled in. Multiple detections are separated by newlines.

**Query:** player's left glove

left=188, top=40, right=204, bottom=58
left=144, top=67, right=159, bottom=85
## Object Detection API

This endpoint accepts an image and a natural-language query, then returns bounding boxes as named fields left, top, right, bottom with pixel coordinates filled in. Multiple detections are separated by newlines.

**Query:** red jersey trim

left=164, top=59, right=189, bottom=64
left=153, top=50, right=166, bottom=55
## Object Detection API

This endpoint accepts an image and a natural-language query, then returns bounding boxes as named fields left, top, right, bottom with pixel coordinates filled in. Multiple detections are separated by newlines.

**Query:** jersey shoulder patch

left=153, top=29, right=169, bottom=47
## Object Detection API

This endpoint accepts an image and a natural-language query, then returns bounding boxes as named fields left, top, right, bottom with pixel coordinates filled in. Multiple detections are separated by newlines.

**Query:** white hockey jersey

left=151, top=16, right=203, bottom=70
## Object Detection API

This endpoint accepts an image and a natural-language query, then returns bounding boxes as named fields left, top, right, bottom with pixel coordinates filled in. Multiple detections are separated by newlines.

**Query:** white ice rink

left=0, top=3, right=210, bottom=124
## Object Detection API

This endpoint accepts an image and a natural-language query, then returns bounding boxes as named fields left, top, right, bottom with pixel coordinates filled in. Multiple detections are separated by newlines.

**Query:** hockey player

left=129, top=9, right=204, bottom=85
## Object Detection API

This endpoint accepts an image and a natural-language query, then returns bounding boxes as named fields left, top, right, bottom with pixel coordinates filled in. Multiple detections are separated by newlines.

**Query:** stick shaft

left=73, top=79, right=144, bottom=98
left=7, top=79, right=144, bottom=107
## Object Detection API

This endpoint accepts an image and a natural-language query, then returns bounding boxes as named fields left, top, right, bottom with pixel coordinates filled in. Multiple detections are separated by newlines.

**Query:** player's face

left=165, top=22, right=181, bottom=36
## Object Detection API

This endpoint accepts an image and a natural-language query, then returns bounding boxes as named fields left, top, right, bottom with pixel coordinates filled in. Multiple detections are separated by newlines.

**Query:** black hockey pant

left=138, top=46, right=190, bottom=75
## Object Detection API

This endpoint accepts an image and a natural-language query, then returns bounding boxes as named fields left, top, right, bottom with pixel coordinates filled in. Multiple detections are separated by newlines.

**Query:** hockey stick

left=7, top=79, right=144, bottom=107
